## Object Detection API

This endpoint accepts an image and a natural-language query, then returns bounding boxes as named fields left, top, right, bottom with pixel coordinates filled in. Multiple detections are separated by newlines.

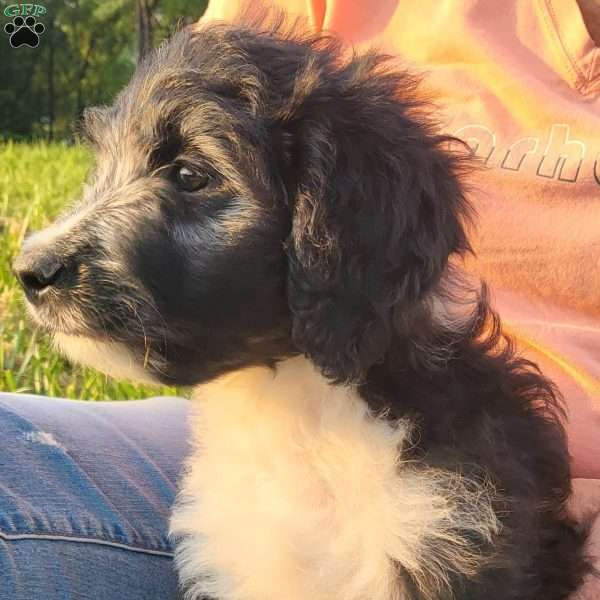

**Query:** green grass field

left=0, top=141, right=179, bottom=400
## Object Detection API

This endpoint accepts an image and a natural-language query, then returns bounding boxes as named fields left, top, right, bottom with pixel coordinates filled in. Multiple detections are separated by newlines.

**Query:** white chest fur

left=170, top=357, right=498, bottom=600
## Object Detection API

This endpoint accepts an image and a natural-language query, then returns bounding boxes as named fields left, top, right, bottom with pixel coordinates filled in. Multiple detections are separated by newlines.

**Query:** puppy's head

left=14, top=21, right=471, bottom=386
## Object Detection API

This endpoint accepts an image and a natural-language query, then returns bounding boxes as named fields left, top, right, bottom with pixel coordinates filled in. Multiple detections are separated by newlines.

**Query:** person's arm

left=577, top=0, right=600, bottom=45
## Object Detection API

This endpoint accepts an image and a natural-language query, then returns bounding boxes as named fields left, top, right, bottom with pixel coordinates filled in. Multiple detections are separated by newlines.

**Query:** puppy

left=14, top=17, right=587, bottom=600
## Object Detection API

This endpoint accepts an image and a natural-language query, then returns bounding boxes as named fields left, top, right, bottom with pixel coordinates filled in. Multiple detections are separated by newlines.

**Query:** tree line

left=0, top=0, right=207, bottom=140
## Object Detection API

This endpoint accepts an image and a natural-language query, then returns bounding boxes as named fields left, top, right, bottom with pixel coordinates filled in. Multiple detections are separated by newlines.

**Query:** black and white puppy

left=14, top=18, right=587, bottom=600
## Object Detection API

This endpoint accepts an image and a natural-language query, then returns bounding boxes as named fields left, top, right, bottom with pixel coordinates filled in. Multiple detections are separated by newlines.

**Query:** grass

left=0, top=141, right=181, bottom=400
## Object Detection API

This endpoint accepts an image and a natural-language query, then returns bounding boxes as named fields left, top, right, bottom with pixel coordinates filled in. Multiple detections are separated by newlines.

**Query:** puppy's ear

left=282, top=52, right=472, bottom=383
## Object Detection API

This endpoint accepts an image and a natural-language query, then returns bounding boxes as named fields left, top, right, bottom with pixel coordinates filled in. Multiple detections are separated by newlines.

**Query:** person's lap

left=0, top=392, right=189, bottom=600
left=1, top=391, right=598, bottom=599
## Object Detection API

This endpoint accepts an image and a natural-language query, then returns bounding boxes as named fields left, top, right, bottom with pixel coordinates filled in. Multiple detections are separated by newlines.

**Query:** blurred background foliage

left=0, top=0, right=208, bottom=140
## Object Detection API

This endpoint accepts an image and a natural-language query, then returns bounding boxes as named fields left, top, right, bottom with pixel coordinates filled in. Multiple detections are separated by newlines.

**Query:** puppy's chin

left=53, top=332, right=160, bottom=385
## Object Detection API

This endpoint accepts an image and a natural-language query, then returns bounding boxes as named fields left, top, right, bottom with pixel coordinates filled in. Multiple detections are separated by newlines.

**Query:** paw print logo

left=4, top=16, right=45, bottom=48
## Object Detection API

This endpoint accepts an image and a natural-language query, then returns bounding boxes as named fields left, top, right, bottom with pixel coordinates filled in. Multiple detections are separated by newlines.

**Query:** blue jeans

left=0, top=392, right=190, bottom=600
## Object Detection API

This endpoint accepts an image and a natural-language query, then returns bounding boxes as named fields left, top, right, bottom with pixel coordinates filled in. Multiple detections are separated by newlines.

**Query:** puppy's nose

left=13, top=250, right=66, bottom=301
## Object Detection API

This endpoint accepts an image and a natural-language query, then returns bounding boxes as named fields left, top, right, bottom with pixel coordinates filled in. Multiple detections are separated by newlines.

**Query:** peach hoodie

left=202, top=0, right=600, bottom=478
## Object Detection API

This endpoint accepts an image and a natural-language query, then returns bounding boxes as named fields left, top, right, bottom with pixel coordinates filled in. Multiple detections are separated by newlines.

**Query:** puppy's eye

left=173, top=165, right=210, bottom=192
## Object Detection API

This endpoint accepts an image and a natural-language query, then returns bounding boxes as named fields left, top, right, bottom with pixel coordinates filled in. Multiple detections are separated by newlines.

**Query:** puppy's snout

left=14, top=248, right=69, bottom=302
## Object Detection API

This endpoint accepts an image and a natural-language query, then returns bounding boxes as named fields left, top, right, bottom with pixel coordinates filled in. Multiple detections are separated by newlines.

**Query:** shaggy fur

left=172, top=356, right=499, bottom=600
left=14, top=15, right=587, bottom=600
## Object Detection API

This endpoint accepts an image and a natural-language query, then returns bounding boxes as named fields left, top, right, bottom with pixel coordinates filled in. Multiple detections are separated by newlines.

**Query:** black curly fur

left=16, top=14, right=589, bottom=599
left=362, top=285, right=585, bottom=598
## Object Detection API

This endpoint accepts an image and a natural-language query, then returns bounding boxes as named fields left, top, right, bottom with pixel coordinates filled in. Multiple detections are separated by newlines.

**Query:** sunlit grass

left=0, top=141, right=181, bottom=400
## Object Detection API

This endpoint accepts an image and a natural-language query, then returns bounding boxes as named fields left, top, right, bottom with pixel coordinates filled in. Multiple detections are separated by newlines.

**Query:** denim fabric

left=0, top=393, right=190, bottom=600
